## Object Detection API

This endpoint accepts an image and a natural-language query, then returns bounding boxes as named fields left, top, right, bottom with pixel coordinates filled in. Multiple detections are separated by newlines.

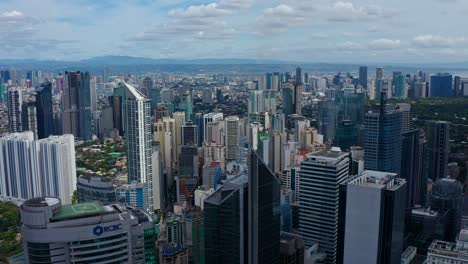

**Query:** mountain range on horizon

left=0, top=55, right=467, bottom=68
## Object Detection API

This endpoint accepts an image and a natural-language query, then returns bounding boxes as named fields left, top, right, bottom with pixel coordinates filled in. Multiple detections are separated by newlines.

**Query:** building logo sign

left=93, top=224, right=122, bottom=236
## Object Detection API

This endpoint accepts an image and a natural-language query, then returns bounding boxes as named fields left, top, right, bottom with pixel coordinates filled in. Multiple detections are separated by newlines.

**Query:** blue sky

left=1, top=0, right=467, bottom=63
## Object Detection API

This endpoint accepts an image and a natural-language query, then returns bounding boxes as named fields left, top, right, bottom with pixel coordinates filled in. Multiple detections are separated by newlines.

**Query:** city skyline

left=1, top=0, right=468, bottom=63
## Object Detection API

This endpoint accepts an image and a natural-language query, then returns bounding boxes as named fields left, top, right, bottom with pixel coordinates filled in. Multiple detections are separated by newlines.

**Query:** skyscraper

left=36, top=82, right=54, bottom=139
left=295, top=65, right=302, bottom=85
left=62, top=71, right=79, bottom=137
left=430, top=73, right=453, bottom=97
left=182, top=121, right=198, bottom=146
left=341, top=170, right=406, bottom=264
left=428, top=178, right=463, bottom=241
left=204, top=174, right=248, bottom=264
left=36, top=134, right=77, bottom=205
left=249, top=150, right=281, bottom=264
left=225, top=116, right=239, bottom=161
left=294, top=82, right=303, bottom=115
left=7, top=86, right=22, bottom=133
left=142, top=76, right=153, bottom=97
left=79, top=71, right=92, bottom=140
left=425, top=121, right=450, bottom=180
left=282, top=86, right=294, bottom=118
left=359, top=66, right=368, bottom=88
left=0, top=132, right=76, bottom=204
left=248, top=90, right=264, bottom=114
left=393, top=72, right=406, bottom=98
left=364, top=92, right=403, bottom=174
left=376, top=67, right=383, bottom=80
left=62, top=71, right=92, bottom=140
left=299, top=148, right=349, bottom=264
left=401, top=129, right=425, bottom=208
left=123, top=82, right=153, bottom=210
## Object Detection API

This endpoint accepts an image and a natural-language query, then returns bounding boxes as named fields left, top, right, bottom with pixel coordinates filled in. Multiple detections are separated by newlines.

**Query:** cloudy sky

left=1, top=0, right=467, bottom=63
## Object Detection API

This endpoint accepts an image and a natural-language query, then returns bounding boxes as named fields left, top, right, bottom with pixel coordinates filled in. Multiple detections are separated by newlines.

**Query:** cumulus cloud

left=326, top=1, right=396, bottom=22
left=168, top=0, right=254, bottom=18
left=369, top=38, right=401, bottom=49
left=412, top=35, right=466, bottom=48
left=129, top=0, right=253, bottom=45
left=255, top=4, right=306, bottom=33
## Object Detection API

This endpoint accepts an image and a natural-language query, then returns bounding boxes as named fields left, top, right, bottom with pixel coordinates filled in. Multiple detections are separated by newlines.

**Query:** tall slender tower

left=123, top=82, right=153, bottom=210
left=36, top=82, right=54, bottom=139
left=299, top=148, right=349, bottom=264
left=425, top=120, right=450, bottom=180
left=62, top=71, right=92, bottom=140
left=225, top=116, right=240, bottom=161
left=249, top=150, right=281, bottom=264
left=7, top=86, right=22, bottom=133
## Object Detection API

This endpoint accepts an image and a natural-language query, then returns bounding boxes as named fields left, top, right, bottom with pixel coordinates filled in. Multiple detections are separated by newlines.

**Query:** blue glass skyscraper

left=364, top=91, right=403, bottom=174
left=430, top=73, right=453, bottom=97
left=36, top=82, right=54, bottom=139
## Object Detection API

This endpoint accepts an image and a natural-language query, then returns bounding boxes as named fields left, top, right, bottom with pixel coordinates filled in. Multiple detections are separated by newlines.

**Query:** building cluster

left=0, top=65, right=466, bottom=264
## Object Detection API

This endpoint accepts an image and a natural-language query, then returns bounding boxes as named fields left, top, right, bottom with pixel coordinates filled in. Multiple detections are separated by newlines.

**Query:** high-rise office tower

left=0, top=132, right=76, bottom=204
left=393, top=72, right=406, bottom=98
left=396, top=103, right=412, bottom=133
left=151, top=147, right=165, bottom=211
left=299, top=148, right=349, bottom=264
left=203, top=113, right=223, bottom=142
left=142, top=76, right=153, bottom=97
left=294, top=83, right=303, bottom=115
left=248, top=90, right=264, bottom=114
left=173, top=111, right=186, bottom=158
left=425, top=121, right=450, bottom=180
left=266, top=73, right=273, bottom=90
left=264, top=90, right=277, bottom=113
left=79, top=71, right=92, bottom=139
left=279, top=232, right=305, bottom=264
left=62, top=71, right=92, bottom=140
left=7, top=86, right=22, bottom=133
left=428, top=178, right=463, bottom=241
left=454, top=76, right=461, bottom=97
left=430, top=73, right=453, bottom=97
left=341, top=170, right=407, bottom=264
left=225, top=116, right=239, bottom=161
left=204, top=174, right=248, bottom=264
left=295, top=65, right=302, bottom=85
left=282, top=85, right=294, bottom=118
left=123, top=82, right=153, bottom=209
left=401, top=129, right=425, bottom=208
left=182, top=121, right=198, bottom=146
left=364, top=90, right=403, bottom=174
left=36, top=82, right=54, bottom=139
left=359, top=66, right=368, bottom=88
left=90, top=76, right=97, bottom=112
left=203, top=88, right=213, bottom=104
left=376, top=67, right=383, bottom=80
left=249, top=150, right=281, bottom=264
left=20, top=198, right=156, bottom=264
left=21, top=101, right=37, bottom=138
left=334, top=89, right=365, bottom=150
left=178, top=145, right=198, bottom=177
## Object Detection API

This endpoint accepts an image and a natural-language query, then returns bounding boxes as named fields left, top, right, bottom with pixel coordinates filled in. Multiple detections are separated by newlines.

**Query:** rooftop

left=306, top=148, right=349, bottom=162
left=51, top=202, right=108, bottom=221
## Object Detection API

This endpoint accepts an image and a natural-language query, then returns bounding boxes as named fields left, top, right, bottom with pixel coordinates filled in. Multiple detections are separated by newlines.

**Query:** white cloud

left=337, top=41, right=364, bottom=50
left=168, top=3, right=231, bottom=18
left=412, top=34, right=466, bottom=48
left=1, top=10, right=23, bottom=17
left=326, top=1, right=395, bottom=22
left=255, top=4, right=306, bottom=33
left=369, top=38, right=401, bottom=49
